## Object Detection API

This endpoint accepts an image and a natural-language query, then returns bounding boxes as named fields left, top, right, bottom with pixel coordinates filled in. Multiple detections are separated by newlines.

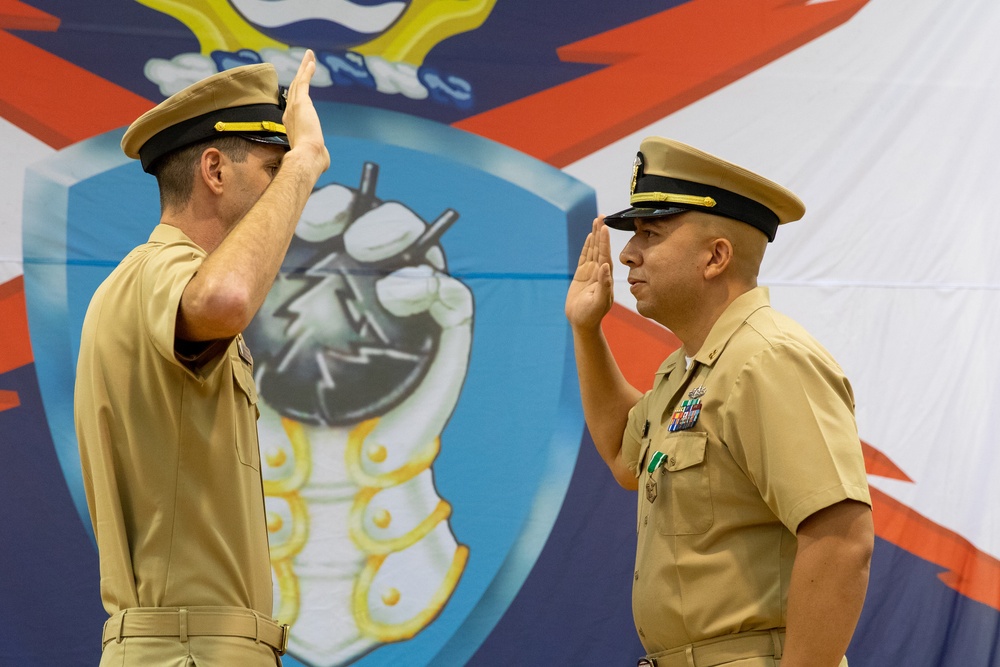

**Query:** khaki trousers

left=99, top=635, right=280, bottom=667
left=640, top=629, right=849, bottom=667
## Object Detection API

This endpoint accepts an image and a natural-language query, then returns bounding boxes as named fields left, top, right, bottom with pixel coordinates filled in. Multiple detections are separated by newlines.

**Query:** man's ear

left=704, top=237, right=733, bottom=280
left=199, top=147, right=225, bottom=195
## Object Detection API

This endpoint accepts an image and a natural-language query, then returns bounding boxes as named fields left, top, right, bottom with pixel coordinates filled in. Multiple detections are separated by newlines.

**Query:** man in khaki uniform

left=565, top=137, right=874, bottom=667
left=74, top=53, right=329, bottom=666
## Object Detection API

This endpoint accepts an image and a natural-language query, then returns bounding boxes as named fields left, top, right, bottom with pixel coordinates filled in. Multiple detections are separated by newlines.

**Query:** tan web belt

left=102, top=606, right=289, bottom=655
left=640, top=628, right=785, bottom=667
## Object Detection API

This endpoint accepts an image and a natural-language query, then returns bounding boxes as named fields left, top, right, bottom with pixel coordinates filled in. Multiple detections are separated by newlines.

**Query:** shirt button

left=643, top=515, right=648, bottom=525
left=634, top=570, right=639, bottom=581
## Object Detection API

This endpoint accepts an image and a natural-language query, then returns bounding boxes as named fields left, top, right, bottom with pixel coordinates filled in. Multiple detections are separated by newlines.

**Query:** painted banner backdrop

left=2, top=0, right=1000, bottom=665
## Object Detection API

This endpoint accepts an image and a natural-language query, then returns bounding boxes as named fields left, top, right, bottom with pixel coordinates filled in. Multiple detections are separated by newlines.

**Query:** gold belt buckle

left=278, top=623, right=290, bottom=655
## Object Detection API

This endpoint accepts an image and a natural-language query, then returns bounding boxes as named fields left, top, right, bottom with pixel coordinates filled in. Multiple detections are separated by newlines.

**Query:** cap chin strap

left=631, top=192, right=717, bottom=208
left=214, top=120, right=286, bottom=133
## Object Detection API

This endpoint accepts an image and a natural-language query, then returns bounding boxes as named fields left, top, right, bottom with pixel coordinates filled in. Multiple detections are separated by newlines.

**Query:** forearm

left=781, top=501, right=874, bottom=667
left=572, top=324, right=642, bottom=487
left=184, top=149, right=323, bottom=338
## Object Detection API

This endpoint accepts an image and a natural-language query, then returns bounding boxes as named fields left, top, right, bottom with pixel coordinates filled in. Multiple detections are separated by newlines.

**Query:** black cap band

left=139, top=102, right=288, bottom=172
left=624, top=174, right=780, bottom=241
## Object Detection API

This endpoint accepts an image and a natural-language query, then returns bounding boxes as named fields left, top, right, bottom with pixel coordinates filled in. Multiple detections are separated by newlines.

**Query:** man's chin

left=633, top=300, right=654, bottom=320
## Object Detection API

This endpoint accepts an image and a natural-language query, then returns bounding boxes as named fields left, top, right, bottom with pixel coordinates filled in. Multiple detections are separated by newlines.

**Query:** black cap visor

left=242, top=133, right=290, bottom=148
left=603, top=205, right=688, bottom=230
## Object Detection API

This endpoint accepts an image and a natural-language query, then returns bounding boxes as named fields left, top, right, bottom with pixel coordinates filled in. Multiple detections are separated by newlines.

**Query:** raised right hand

left=282, top=49, right=330, bottom=177
left=565, top=216, right=614, bottom=331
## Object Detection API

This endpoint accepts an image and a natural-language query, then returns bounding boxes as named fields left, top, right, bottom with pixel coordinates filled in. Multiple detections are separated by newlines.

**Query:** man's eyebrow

left=636, top=217, right=671, bottom=230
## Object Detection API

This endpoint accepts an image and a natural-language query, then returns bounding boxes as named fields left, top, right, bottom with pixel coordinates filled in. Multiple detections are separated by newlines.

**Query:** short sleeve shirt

left=74, top=224, right=272, bottom=616
left=621, top=287, right=871, bottom=652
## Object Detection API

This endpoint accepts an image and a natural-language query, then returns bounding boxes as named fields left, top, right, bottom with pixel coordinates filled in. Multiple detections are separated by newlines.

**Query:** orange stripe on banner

left=455, top=0, right=869, bottom=167
left=0, top=0, right=58, bottom=30
left=0, top=0, right=154, bottom=148
left=871, top=486, right=1000, bottom=610
left=0, top=389, right=20, bottom=413
left=861, top=441, right=912, bottom=482
left=602, top=303, right=680, bottom=392
left=0, top=275, right=33, bottom=375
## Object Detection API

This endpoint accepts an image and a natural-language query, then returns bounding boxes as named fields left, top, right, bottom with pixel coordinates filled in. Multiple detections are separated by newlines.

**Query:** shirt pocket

left=231, top=356, right=261, bottom=470
left=653, top=430, right=712, bottom=536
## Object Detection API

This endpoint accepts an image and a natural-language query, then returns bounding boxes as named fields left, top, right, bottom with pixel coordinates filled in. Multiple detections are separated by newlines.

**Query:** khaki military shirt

left=75, top=224, right=271, bottom=616
left=622, top=287, right=871, bottom=652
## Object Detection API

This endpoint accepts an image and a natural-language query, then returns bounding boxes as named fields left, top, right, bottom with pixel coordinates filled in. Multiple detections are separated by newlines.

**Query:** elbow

left=611, top=466, right=639, bottom=491
left=858, top=519, right=875, bottom=572
left=847, top=533, right=874, bottom=584
left=212, top=291, right=256, bottom=335
left=843, top=506, right=876, bottom=584
left=616, top=475, right=640, bottom=492
left=849, top=532, right=874, bottom=607
left=854, top=504, right=876, bottom=562
left=182, top=278, right=256, bottom=339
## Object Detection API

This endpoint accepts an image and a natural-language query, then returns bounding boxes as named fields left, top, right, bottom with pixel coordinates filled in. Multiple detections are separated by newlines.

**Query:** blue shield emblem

left=23, top=102, right=595, bottom=666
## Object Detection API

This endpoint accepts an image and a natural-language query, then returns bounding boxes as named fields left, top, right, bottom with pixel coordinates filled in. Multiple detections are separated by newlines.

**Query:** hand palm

left=565, top=218, right=614, bottom=329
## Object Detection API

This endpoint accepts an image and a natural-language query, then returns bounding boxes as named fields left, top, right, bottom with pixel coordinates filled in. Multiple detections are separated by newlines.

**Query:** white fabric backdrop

left=566, top=0, right=1000, bottom=560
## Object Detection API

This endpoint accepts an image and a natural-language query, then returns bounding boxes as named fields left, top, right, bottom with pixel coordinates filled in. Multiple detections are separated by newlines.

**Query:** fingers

left=592, top=226, right=611, bottom=274
left=297, top=48, right=316, bottom=75
left=598, top=259, right=613, bottom=295
left=566, top=217, right=615, bottom=327
left=582, top=217, right=601, bottom=263
left=591, top=217, right=611, bottom=271
left=287, top=50, right=316, bottom=104
left=593, top=219, right=614, bottom=302
left=281, top=50, right=329, bottom=172
left=577, top=229, right=593, bottom=269
left=588, top=218, right=600, bottom=264
left=575, top=216, right=613, bottom=280
left=297, top=50, right=316, bottom=91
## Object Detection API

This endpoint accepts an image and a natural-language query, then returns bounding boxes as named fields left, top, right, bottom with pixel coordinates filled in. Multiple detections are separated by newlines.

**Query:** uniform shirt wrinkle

left=726, top=337, right=864, bottom=532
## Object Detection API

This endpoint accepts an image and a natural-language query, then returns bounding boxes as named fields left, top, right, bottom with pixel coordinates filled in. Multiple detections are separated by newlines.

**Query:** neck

left=669, top=281, right=755, bottom=356
left=160, top=202, right=227, bottom=254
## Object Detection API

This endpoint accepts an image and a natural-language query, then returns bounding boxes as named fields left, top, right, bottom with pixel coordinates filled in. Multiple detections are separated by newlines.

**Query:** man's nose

left=620, top=238, right=639, bottom=266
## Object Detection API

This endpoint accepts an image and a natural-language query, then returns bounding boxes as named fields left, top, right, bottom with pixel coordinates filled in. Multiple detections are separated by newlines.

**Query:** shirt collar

left=149, top=223, right=200, bottom=248
left=690, top=286, right=771, bottom=367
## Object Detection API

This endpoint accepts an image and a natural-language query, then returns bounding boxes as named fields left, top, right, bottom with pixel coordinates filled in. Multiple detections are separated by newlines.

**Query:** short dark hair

left=151, top=136, right=252, bottom=211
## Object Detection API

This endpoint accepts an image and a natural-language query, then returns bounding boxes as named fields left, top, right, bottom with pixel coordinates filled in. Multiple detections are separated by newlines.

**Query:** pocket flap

left=231, top=354, right=259, bottom=406
left=637, top=436, right=652, bottom=478
left=664, top=431, right=707, bottom=472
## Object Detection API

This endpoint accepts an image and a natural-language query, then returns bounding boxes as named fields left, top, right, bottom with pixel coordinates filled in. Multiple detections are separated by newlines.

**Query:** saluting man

left=565, top=137, right=874, bottom=667
left=74, top=52, right=329, bottom=665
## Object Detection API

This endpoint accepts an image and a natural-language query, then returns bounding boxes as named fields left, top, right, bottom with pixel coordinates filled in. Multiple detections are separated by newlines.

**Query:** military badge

left=630, top=151, right=644, bottom=196
left=237, top=336, right=254, bottom=367
left=647, top=450, right=667, bottom=474
left=645, top=476, right=657, bottom=503
left=668, top=397, right=702, bottom=432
